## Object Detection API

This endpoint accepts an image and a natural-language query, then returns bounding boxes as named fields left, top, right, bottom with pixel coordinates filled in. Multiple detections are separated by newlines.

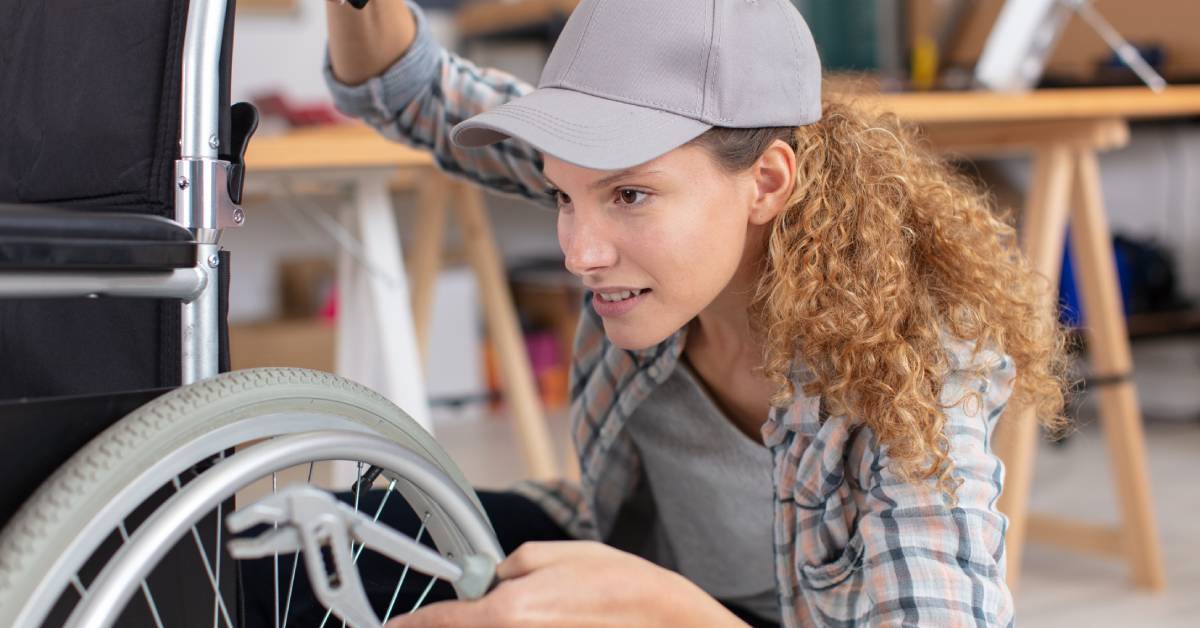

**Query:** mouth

left=591, top=288, right=651, bottom=318
left=595, top=288, right=650, bottom=303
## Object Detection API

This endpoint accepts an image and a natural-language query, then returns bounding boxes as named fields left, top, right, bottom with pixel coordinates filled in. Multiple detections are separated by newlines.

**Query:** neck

left=685, top=225, right=769, bottom=368
left=681, top=226, right=779, bottom=441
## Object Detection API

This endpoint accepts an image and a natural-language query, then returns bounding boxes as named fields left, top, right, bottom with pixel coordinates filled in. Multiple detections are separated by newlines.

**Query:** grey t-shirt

left=624, top=358, right=780, bottom=623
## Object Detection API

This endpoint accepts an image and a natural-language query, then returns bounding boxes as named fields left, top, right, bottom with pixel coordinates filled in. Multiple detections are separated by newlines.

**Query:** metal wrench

left=226, top=484, right=498, bottom=628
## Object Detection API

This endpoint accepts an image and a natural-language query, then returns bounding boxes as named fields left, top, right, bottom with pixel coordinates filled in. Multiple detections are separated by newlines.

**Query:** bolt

left=208, top=135, right=220, bottom=150
left=207, top=254, right=220, bottom=268
left=232, top=207, right=245, bottom=225
left=177, top=176, right=189, bottom=190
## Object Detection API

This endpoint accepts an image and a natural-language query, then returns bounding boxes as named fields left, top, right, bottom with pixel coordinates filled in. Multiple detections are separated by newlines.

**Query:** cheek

left=638, top=201, right=746, bottom=297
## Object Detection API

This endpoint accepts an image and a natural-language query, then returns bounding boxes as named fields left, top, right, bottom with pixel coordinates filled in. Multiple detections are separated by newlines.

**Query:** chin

left=601, top=319, right=679, bottom=351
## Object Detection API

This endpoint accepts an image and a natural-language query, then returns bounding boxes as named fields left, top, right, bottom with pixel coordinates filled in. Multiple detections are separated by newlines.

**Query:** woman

left=321, top=1, right=1067, bottom=626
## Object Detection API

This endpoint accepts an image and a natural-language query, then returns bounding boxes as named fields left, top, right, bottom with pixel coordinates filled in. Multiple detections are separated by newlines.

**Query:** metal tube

left=179, top=0, right=228, bottom=161
left=1069, top=0, right=1167, bottom=92
left=178, top=0, right=230, bottom=382
left=182, top=244, right=222, bottom=383
left=0, top=268, right=207, bottom=300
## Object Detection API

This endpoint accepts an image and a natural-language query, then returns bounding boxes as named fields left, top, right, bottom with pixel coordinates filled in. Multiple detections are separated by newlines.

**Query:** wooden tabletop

left=872, top=85, right=1200, bottom=125
left=456, top=0, right=578, bottom=39
left=245, top=123, right=432, bottom=172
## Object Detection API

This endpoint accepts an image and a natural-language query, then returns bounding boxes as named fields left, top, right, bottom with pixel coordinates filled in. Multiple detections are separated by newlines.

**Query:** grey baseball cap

left=450, top=0, right=822, bottom=171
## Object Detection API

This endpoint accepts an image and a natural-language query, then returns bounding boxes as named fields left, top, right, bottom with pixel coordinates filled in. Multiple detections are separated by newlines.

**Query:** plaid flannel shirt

left=326, top=4, right=1016, bottom=625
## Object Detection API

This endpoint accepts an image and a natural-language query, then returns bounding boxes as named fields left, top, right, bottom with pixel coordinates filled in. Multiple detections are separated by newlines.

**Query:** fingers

left=384, top=587, right=526, bottom=628
left=496, top=540, right=608, bottom=580
left=384, top=599, right=483, bottom=628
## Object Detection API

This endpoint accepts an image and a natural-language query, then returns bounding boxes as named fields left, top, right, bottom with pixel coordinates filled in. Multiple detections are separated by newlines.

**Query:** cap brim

left=451, top=87, right=711, bottom=171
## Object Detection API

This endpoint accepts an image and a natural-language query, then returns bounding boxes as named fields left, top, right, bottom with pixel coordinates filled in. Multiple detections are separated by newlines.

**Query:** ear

left=748, top=139, right=796, bottom=226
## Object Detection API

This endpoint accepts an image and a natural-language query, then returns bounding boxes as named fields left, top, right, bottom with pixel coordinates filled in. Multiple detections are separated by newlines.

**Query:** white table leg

left=334, top=174, right=432, bottom=433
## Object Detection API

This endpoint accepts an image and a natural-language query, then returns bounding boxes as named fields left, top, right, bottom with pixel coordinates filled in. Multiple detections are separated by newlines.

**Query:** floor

left=430, top=337, right=1200, bottom=626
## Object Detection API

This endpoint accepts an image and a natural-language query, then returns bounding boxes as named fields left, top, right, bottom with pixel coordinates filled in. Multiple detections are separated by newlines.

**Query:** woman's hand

left=383, top=540, right=748, bottom=627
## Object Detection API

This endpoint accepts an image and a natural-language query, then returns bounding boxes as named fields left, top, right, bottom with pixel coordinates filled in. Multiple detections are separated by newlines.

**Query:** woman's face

left=545, top=145, right=760, bottom=350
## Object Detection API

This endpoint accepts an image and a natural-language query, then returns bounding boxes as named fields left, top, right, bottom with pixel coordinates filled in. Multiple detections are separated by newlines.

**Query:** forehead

left=541, top=143, right=715, bottom=183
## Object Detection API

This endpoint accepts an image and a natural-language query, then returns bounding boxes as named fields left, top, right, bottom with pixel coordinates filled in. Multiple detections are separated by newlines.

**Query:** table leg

left=994, top=144, right=1074, bottom=591
left=408, top=174, right=450, bottom=359
left=335, top=175, right=432, bottom=433
left=1067, top=148, right=1166, bottom=590
left=452, top=183, right=560, bottom=481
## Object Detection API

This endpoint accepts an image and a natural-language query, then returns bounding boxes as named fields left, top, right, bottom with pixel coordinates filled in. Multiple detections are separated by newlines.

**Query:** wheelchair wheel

left=0, top=368, right=501, bottom=628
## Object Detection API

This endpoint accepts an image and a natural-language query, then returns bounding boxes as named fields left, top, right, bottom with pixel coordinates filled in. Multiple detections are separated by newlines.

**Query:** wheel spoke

left=352, top=479, right=398, bottom=562
left=352, top=462, right=364, bottom=514
left=70, top=575, right=86, bottom=598
left=118, top=522, right=166, bottom=628
left=342, top=462, right=365, bottom=628
left=273, top=471, right=280, bottom=628
left=214, top=453, right=226, bottom=628
left=281, top=463, right=317, bottom=628
left=383, top=514, right=430, bottom=621
left=409, top=574, right=439, bottom=613
left=173, top=477, right=236, bottom=628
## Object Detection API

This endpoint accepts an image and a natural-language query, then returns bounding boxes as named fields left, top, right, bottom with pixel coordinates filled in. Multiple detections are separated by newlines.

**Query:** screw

left=232, top=207, right=245, bottom=225
left=207, top=254, right=220, bottom=268
left=208, top=135, right=220, bottom=150
left=177, top=176, right=189, bottom=190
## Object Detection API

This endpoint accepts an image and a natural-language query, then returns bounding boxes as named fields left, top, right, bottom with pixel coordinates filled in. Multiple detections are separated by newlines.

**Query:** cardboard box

left=278, top=257, right=336, bottom=320
left=230, top=319, right=336, bottom=372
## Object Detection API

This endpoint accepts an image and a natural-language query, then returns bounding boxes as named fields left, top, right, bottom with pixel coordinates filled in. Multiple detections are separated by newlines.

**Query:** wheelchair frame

left=0, top=0, right=235, bottom=385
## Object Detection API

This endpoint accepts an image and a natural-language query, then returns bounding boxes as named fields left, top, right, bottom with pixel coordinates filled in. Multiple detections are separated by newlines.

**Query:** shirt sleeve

left=510, top=478, right=598, bottom=541
left=323, top=1, right=556, bottom=210
left=854, top=343, right=1016, bottom=627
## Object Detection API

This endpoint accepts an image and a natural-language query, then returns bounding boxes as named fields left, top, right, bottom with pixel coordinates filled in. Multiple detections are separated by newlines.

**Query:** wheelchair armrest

left=0, top=204, right=196, bottom=271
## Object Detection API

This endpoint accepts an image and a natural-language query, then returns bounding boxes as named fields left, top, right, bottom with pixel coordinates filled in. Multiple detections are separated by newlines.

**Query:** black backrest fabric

left=0, top=0, right=234, bottom=399
left=0, top=0, right=192, bottom=213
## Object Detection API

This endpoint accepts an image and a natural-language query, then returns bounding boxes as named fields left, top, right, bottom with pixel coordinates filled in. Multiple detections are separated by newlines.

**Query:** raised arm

left=324, top=0, right=555, bottom=209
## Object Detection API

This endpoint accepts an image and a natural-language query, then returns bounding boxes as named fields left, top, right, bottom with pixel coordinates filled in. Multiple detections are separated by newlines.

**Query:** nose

left=560, top=210, right=618, bottom=278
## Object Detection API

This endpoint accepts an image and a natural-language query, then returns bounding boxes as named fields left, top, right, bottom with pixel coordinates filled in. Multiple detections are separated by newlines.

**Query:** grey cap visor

left=451, top=87, right=712, bottom=171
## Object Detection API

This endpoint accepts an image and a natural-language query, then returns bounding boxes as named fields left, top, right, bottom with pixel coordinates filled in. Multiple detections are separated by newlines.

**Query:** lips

left=590, top=288, right=651, bottom=318
left=596, top=288, right=647, bottom=303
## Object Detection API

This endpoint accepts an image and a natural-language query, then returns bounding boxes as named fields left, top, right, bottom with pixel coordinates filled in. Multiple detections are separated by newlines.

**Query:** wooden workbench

left=456, top=0, right=578, bottom=39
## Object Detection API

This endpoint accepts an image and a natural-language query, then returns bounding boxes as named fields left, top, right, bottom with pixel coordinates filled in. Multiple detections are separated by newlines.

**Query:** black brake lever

left=223, top=102, right=259, bottom=206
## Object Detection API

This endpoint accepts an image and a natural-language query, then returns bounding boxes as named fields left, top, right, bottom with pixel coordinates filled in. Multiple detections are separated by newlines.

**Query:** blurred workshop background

left=224, top=2, right=1199, bottom=625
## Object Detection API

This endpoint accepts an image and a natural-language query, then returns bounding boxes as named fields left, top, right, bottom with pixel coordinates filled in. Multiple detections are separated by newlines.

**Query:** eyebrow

left=543, top=168, right=663, bottom=193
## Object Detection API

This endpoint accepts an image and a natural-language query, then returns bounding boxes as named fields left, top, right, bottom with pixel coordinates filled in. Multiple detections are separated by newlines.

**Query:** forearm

left=326, top=0, right=416, bottom=85
left=322, top=1, right=554, bottom=208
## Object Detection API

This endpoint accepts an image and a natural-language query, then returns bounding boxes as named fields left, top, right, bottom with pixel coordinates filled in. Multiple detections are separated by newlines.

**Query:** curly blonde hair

left=689, top=97, right=1070, bottom=493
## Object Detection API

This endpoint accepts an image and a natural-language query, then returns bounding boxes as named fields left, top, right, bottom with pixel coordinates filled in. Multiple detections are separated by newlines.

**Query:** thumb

left=383, top=599, right=485, bottom=628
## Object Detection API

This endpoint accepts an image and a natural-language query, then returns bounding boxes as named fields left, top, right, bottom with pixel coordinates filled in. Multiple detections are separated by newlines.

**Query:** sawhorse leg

left=995, top=140, right=1166, bottom=592
left=995, top=144, right=1075, bottom=589
left=408, top=174, right=561, bottom=481
left=1055, top=148, right=1165, bottom=589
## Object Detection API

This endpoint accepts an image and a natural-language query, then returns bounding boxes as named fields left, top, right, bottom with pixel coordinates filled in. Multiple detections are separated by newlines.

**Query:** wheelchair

left=0, top=1, right=501, bottom=626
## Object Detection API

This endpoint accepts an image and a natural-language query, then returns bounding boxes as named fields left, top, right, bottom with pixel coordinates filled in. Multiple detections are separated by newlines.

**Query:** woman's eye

left=616, top=189, right=648, bottom=205
left=553, top=190, right=572, bottom=207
